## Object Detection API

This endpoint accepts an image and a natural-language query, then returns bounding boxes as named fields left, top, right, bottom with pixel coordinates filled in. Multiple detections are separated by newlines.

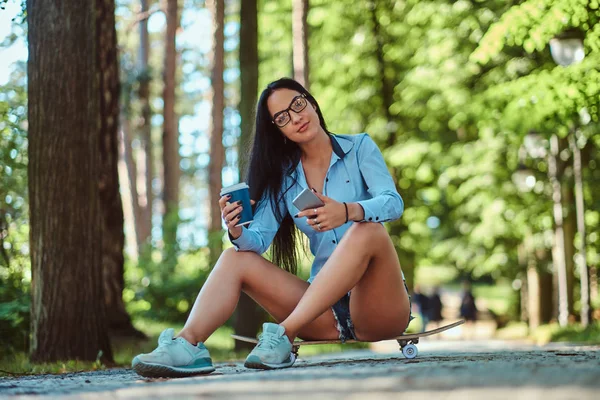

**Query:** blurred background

left=1, top=0, right=599, bottom=372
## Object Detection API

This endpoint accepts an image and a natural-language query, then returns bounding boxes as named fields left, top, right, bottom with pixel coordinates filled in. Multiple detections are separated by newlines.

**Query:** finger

left=224, top=204, right=243, bottom=221
left=311, top=189, right=329, bottom=203
left=219, top=194, right=232, bottom=208
left=227, top=214, right=241, bottom=228
left=223, top=200, right=242, bottom=215
left=294, top=207, right=321, bottom=219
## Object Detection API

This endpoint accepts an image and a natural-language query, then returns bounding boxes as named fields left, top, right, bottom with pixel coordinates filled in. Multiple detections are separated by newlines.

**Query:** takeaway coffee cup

left=220, top=182, right=253, bottom=227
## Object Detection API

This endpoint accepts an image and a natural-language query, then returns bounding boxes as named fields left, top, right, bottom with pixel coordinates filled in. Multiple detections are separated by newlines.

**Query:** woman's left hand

left=295, top=190, right=347, bottom=232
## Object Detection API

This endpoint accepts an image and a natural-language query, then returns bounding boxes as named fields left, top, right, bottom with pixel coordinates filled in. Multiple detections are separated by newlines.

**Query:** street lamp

left=549, top=29, right=585, bottom=66
left=548, top=28, right=590, bottom=327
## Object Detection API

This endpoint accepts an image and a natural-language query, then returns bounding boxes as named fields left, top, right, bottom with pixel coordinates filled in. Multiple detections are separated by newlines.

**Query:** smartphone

left=292, top=188, right=325, bottom=211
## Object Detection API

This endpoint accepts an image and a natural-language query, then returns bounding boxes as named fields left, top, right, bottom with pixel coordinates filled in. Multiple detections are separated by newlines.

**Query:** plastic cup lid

left=220, top=182, right=249, bottom=195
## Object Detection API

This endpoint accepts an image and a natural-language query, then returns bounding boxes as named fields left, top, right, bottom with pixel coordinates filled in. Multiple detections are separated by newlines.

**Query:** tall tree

left=137, top=0, right=154, bottom=253
left=235, top=0, right=263, bottom=350
left=547, top=135, right=569, bottom=326
left=97, top=0, right=144, bottom=338
left=238, top=0, right=258, bottom=180
left=162, top=0, right=180, bottom=256
left=292, top=0, right=309, bottom=89
left=28, top=0, right=112, bottom=362
left=368, top=0, right=396, bottom=148
left=207, top=0, right=225, bottom=270
left=570, top=134, right=591, bottom=326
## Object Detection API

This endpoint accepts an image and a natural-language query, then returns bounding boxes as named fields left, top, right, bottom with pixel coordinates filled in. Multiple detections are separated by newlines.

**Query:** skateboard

left=232, top=319, right=465, bottom=359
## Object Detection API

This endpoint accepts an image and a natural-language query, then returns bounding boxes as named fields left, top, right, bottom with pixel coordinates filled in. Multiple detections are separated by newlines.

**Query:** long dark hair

left=244, top=78, right=329, bottom=274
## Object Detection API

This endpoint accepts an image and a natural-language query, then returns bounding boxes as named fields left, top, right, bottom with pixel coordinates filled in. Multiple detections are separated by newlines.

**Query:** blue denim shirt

left=230, top=133, right=404, bottom=282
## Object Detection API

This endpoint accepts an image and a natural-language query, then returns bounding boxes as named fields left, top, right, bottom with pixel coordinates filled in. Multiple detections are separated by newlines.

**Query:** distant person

left=132, top=78, right=412, bottom=378
left=429, top=286, right=443, bottom=328
left=459, top=280, right=477, bottom=339
left=412, top=285, right=430, bottom=332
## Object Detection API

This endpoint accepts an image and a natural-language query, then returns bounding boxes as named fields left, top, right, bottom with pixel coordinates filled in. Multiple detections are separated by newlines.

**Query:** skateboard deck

left=232, top=319, right=464, bottom=359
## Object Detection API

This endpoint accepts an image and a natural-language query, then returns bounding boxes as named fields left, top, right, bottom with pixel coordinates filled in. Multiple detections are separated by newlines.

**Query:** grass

left=0, top=318, right=366, bottom=377
left=495, top=321, right=600, bottom=345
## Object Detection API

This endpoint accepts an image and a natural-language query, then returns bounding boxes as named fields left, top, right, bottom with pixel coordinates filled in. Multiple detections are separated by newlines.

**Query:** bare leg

left=281, top=223, right=410, bottom=341
left=178, top=247, right=338, bottom=345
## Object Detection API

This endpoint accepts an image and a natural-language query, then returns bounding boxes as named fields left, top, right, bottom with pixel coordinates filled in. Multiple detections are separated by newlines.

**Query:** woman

left=132, top=78, right=411, bottom=378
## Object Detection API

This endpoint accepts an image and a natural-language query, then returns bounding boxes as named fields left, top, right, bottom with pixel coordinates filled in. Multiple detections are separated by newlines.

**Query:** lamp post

left=549, top=29, right=590, bottom=327
left=549, top=30, right=585, bottom=67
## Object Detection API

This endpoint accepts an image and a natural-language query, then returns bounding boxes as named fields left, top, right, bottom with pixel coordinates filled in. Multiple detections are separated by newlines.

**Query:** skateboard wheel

left=402, top=343, right=418, bottom=359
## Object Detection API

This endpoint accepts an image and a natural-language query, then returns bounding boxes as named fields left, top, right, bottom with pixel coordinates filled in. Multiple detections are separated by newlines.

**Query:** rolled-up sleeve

left=229, top=193, right=284, bottom=254
left=355, top=134, right=404, bottom=223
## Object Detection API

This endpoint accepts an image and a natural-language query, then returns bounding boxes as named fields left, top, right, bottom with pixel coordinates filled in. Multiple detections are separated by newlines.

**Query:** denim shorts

left=331, top=280, right=414, bottom=342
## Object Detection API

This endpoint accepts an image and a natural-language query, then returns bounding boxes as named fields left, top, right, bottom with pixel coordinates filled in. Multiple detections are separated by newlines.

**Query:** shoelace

left=256, top=333, right=281, bottom=350
left=153, top=338, right=176, bottom=354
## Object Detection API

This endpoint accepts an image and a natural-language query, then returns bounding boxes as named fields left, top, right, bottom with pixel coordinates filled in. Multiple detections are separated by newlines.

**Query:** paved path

left=2, top=340, right=599, bottom=399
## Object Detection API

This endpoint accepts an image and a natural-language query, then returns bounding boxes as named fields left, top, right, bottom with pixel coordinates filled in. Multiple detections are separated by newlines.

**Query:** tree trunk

left=238, top=0, right=258, bottom=180
left=547, top=134, right=569, bottom=327
left=138, top=0, right=154, bottom=253
left=207, top=0, right=225, bottom=270
left=120, top=95, right=142, bottom=257
left=97, top=0, right=145, bottom=339
left=526, top=263, right=540, bottom=329
left=570, top=134, right=590, bottom=326
left=235, top=0, right=264, bottom=350
left=162, top=0, right=180, bottom=256
left=118, top=119, right=139, bottom=261
left=369, top=0, right=396, bottom=148
left=562, top=179, right=576, bottom=319
left=539, top=265, right=554, bottom=324
left=292, top=0, right=309, bottom=89
left=28, top=0, right=113, bottom=362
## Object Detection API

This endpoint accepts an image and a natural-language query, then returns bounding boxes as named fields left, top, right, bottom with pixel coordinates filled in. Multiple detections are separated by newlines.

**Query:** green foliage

left=0, top=63, right=30, bottom=354
left=473, top=0, right=600, bottom=61
left=124, top=249, right=212, bottom=323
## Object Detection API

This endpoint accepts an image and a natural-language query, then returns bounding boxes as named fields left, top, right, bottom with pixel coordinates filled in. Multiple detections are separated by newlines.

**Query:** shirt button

left=376, top=217, right=379, bottom=221
left=368, top=217, right=373, bottom=221
left=326, top=178, right=329, bottom=182
left=332, top=240, right=336, bottom=244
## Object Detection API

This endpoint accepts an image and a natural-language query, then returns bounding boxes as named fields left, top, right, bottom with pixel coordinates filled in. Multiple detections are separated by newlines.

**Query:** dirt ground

left=1, top=340, right=599, bottom=399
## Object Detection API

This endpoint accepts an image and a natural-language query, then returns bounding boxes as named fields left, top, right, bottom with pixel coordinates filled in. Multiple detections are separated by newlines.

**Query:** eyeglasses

left=272, top=94, right=308, bottom=128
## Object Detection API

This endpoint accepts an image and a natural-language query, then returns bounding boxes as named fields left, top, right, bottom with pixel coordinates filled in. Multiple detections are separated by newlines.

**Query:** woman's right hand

left=219, top=195, right=255, bottom=239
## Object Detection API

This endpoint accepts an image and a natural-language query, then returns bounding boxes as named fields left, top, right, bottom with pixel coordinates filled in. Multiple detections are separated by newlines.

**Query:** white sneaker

left=132, top=328, right=215, bottom=378
left=244, top=323, right=295, bottom=370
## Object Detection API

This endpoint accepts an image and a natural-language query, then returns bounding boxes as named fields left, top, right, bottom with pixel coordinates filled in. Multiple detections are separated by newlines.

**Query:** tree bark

left=207, top=0, right=225, bottom=270
left=292, top=0, right=309, bottom=89
left=235, top=0, right=264, bottom=350
left=562, top=178, right=576, bottom=318
left=369, top=0, right=396, bottom=148
left=238, top=0, right=258, bottom=180
left=120, top=95, right=142, bottom=257
left=526, top=263, right=540, bottom=329
left=162, top=0, right=180, bottom=253
left=138, top=0, right=154, bottom=253
left=97, top=0, right=145, bottom=339
left=547, top=134, right=569, bottom=327
left=569, top=134, right=590, bottom=326
left=539, top=265, right=554, bottom=324
left=28, top=0, right=113, bottom=362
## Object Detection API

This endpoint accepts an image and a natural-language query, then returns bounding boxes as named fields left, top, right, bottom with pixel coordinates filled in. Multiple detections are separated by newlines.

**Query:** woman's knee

left=215, top=247, right=265, bottom=274
left=345, top=222, right=388, bottom=246
left=216, top=247, right=250, bottom=271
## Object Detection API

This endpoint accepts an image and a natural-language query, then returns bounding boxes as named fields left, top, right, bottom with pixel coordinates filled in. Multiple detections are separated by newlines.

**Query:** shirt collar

left=288, top=133, right=354, bottom=179
left=328, top=133, right=353, bottom=160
